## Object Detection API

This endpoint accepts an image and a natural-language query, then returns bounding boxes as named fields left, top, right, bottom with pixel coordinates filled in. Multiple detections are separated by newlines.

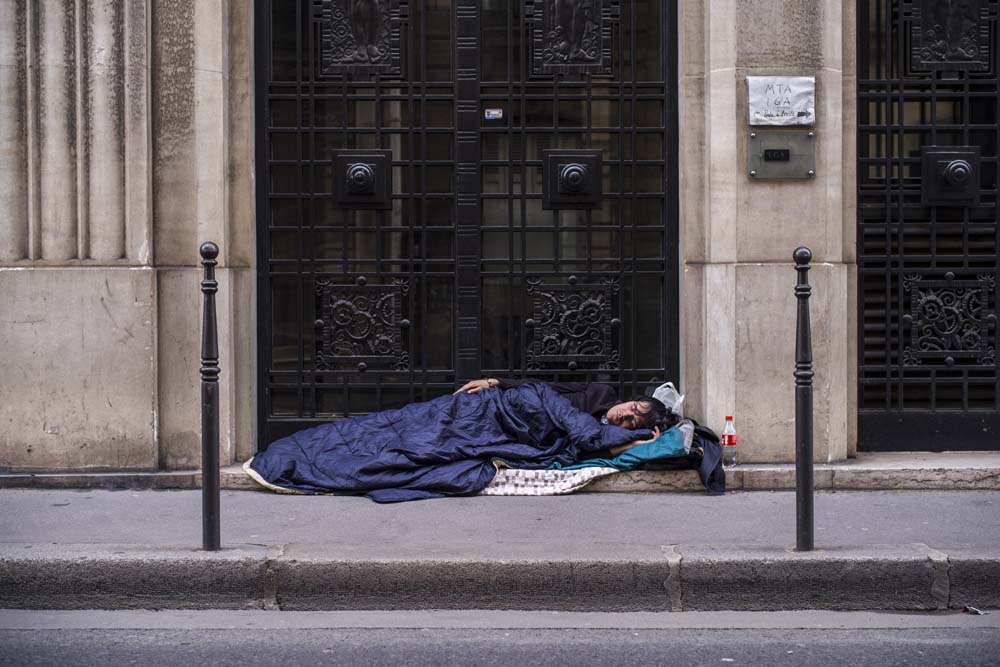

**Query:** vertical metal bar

left=664, top=0, right=680, bottom=387
left=793, top=246, right=814, bottom=552
left=306, top=1, right=317, bottom=420
left=409, top=3, right=418, bottom=406
left=253, top=0, right=270, bottom=448
left=454, top=0, right=482, bottom=383
left=200, top=241, right=221, bottom=552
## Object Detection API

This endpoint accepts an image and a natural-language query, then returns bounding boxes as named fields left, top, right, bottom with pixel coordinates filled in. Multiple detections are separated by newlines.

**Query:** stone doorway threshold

left=1, top=452, right=998, bottom=492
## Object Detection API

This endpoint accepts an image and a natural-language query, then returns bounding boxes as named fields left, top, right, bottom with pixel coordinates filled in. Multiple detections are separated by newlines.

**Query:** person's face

left=606, top=401, right=648, bottom=429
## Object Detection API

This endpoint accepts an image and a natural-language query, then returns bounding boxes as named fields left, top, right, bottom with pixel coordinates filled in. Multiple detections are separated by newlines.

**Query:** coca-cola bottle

left=721, top=415, right=737, bottom=468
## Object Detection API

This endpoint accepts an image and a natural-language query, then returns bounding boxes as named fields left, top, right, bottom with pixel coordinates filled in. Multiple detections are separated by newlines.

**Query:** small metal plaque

left=747, top=131, right=816, bottom=180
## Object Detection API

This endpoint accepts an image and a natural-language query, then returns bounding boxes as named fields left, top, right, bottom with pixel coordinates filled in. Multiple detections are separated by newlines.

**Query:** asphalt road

left=1, top=610, right=997, bottom=667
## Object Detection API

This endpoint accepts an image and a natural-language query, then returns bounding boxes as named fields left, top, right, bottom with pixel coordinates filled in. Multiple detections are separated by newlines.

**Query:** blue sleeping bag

left=248, top=381, right=649, bottom=502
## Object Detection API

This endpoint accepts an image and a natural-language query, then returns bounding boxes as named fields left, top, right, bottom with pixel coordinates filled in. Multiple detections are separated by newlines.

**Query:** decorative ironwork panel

left=858, top=0, right=1000, bottom=451
left=525, top=277, right=620, bottom=371
left=314, top=277, right=410, bottom=371
left=903, top=273, right=997, bottom=367
left=526, top=0, right=620, bottom=77
left=257, top=0, right=679, bottom=448
left=313, top=0, right=405, bottom=76
left=904, top=0, right=997, bottom=72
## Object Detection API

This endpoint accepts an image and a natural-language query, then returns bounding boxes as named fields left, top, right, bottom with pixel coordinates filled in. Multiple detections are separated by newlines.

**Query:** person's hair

left=632, top=395, right=678, bottom=431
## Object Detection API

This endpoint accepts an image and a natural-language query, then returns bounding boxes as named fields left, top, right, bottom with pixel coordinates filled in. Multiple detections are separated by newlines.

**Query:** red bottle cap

left=725, top=415, right=733, bottom=420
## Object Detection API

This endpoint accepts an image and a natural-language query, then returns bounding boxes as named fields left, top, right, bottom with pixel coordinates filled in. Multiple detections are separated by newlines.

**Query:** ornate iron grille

left=314, top=0, right=404, bottom=75
left=314, top=275, right=410, bottom=371
left=479, top=0, right=677, bottom=396
left=858, top=0, right=999, bottom=450
left=525, top=276, right=620, bottom=370
left=256, top=0, right=678, bottom=447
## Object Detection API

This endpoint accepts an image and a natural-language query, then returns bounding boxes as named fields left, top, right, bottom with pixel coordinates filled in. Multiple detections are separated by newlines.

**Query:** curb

left=2, top=456, right=1000, bottom=492
left=2, top=543, right=997, bottom=612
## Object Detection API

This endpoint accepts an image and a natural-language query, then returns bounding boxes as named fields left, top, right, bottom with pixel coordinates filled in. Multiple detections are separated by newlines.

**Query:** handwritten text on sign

left=747, top=76, right=815, bottom=126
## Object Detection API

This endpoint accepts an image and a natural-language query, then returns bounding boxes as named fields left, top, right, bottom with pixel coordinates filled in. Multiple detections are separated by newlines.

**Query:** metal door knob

left=346, top=164, right=376, bottom=193
left=558, top=164, right=588, bottom=193
left=942, top=159, right=972, bottom=186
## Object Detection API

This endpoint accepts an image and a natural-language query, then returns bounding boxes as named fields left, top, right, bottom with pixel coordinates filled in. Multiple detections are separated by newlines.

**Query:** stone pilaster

left=0, top=0, right=253, bottom=471
left=152, top=0, right=255, bottom=468
left=680, top=0, right=857, bottom=461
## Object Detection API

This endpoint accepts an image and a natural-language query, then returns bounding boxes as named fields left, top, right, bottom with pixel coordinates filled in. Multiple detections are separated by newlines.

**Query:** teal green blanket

left=551, top=426, right=688, bottom=471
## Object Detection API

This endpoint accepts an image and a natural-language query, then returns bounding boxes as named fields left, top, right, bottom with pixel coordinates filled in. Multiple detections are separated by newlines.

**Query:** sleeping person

left=246, top=378, right=673, bottom=502
left=453, top=378, right=675, bottom=458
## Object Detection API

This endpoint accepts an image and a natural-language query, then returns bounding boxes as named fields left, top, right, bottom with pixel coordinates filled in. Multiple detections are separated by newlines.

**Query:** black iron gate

left=255, top=0, right=679, bottom=446
left=858, top=0, right=999, bottom=450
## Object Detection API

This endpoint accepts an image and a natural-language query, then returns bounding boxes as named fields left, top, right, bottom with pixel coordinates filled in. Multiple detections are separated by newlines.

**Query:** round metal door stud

left=558, top=164, right=588, bottom=193
left=943, top=159, right=972, bottom=186
left=346, top=163, right=376, bottom=194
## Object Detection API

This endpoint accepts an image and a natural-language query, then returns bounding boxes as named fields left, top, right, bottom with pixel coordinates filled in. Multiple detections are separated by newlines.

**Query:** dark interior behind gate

left=255, top=0, right=679, bottom=447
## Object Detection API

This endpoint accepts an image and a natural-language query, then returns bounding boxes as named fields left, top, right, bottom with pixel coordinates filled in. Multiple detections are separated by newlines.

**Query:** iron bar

left=200, top=241, right=221, bottom=551
left=793, top=246, right=814, bottom=552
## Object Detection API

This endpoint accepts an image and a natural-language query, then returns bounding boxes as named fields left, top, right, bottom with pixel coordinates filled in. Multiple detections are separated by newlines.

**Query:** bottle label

left=721, top=434, right=736, bottom=447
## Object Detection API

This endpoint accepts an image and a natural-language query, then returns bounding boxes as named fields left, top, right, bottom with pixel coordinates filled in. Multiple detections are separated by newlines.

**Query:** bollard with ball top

left=200, top=242, right=221, bottom=551
left=793, top=246, right=815, bottom=551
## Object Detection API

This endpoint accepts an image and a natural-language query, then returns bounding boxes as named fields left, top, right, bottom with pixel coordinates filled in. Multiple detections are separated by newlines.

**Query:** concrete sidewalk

left=3, top=452, right=999, bottom=491
left=2, top=489, right=998, bottom=612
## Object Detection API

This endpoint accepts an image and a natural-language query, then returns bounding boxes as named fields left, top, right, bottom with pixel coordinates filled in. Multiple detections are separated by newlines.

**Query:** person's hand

left=608, top=426, right=661, bottom=456
left=628, top=426, right=661, bottom=447
left=453, top=378, right=499, bottom=394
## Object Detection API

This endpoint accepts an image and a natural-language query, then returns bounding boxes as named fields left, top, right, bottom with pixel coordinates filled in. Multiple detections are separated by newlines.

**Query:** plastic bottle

left=721, top=416, right=737, bottom=468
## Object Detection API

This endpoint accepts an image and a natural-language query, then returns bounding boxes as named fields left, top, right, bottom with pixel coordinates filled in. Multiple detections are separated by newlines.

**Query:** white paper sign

left=747, top=76, right=815, bottom=126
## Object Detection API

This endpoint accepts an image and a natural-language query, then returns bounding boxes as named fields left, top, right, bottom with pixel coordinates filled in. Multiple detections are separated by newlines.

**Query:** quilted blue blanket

left=248, top=381, right=648, bottom=502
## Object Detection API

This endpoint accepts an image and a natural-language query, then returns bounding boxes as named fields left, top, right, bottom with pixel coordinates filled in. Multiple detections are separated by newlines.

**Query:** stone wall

left=679, top=0, right=857, bottom=461
left=1, top=0, right=857, bottom=471
left=0, top=0, right=254, bottom=471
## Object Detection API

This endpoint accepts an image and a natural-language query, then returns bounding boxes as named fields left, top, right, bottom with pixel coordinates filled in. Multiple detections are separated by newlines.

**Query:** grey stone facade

left=0, top=0, right=856, bottom=471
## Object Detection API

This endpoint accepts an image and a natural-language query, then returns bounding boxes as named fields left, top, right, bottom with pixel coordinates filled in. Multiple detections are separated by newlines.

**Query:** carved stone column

left=36, top=0, right=79, bottom=260
left=86, top=0, right=126, bottom=260
left=0, top=1, right=29, bottom=261
left=0, top=0, right=157, bottom=472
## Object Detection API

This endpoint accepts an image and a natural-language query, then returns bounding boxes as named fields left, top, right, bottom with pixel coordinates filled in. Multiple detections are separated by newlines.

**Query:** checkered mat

left=477, top=466, right=620, bottom=496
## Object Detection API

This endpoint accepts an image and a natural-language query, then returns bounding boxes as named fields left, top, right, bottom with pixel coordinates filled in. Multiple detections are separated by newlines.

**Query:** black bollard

left=793, top=247, right=814, bottom=551
left=200, top=242, right=221, bottom=551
